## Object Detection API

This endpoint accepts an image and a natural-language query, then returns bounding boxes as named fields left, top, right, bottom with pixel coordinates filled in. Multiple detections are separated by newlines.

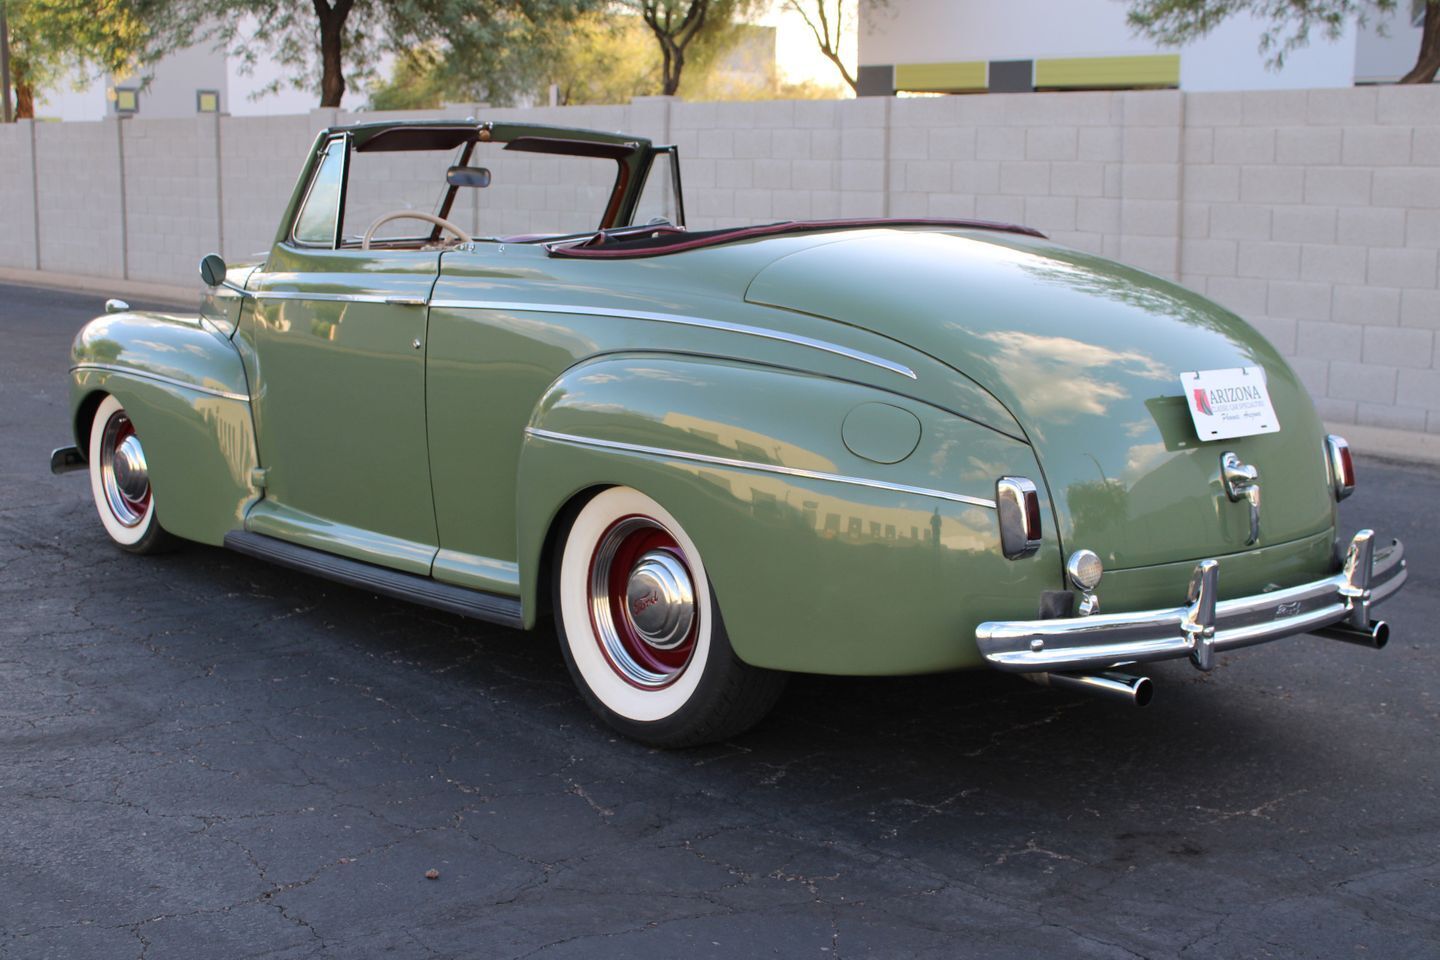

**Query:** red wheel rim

left=587, top=515, right=698, bottom=689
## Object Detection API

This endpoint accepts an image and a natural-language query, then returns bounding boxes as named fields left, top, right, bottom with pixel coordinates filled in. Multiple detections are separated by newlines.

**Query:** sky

left=756, top=0, right=859, bottom=89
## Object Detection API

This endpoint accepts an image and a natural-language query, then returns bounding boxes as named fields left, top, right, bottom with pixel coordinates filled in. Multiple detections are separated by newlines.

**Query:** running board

left=223, top=530, right=524, bottom=629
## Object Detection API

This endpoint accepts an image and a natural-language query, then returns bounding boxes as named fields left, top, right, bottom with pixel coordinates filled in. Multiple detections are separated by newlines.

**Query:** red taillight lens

left=997, top=476, right=1042, bottom=559
left=1326, top=435, right=1355, bottom=500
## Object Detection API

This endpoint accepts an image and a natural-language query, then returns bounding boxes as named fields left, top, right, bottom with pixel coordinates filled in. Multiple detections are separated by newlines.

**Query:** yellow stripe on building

left=1034, top=54, right=1180, bottom=89
left=894, top=61, right=988, bottom=93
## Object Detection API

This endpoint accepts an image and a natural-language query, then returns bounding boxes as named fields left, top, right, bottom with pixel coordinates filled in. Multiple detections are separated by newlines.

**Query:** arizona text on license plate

left=1181, top=367, right=1280, bottom=441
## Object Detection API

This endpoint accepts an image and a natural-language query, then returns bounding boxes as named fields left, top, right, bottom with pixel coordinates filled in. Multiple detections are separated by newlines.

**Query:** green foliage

left=367, top=11, right=578, bottom=109
left=618, top=0, right=763, bottom=94
left=549, top=12, right=660, bottom=104
left=1125, top=0, right=1396, bottom=68
left=191, top=0, right=599, bottom=107
left=2, top=0, right=187, bottom=117
left=368, top=3, right=842, bottom=108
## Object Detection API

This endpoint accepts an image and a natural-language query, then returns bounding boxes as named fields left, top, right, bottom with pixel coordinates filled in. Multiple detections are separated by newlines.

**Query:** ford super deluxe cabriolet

left=51, top=119, right=1406, bottom=746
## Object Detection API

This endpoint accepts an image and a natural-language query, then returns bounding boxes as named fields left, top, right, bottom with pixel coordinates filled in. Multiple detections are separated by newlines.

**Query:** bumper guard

left=976, top=530, right=1406, bottom=676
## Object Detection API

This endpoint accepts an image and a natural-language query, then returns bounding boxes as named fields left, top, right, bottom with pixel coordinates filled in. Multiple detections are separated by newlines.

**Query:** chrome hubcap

left=113, top=435, right=149, bottom=501
left=100, top=413, right=150, bottom=527
left=625, top=550, right=695, bottom=650
left=588, top=516, right=699, bottom=688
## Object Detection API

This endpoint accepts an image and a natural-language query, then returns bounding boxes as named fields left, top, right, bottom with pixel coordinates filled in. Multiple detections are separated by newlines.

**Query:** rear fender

left=517, top=354, right=1062, bottom=674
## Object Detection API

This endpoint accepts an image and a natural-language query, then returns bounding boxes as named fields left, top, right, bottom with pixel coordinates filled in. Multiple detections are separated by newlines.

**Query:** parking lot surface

left=2, top=280, right=1437, bottom=959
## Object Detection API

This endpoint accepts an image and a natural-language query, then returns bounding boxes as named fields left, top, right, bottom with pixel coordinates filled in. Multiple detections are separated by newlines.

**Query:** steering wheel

left=362, top=211, right=472, bottom=250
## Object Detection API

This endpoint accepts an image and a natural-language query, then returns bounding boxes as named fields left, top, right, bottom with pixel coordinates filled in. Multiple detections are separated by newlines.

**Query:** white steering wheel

left=362, top=211, right=472, bottom=250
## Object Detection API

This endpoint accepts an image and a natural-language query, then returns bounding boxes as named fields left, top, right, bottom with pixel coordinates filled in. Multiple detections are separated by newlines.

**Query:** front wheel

left=87, top=394, right=176, bottom=554
left=553, top=487, right=785, bottom=748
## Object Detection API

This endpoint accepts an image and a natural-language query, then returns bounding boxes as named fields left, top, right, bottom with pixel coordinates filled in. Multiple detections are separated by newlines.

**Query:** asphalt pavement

left=2, top=279, right=1437, bottom=959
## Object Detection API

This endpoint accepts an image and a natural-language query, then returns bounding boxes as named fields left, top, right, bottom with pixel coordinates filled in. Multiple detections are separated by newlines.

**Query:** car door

left=245, top=135, right=440, bottom=574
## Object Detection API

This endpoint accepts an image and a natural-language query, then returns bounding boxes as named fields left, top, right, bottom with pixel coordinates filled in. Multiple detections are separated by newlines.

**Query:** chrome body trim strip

left=430, top=299, right=917, bottom=380
left=253, top=290, right=396, bottom=305
left=70, top=364, right=250, bottom=403
left=976, top=532, right=1406, bottom=673
left=525, top=427, right=996, bottom=508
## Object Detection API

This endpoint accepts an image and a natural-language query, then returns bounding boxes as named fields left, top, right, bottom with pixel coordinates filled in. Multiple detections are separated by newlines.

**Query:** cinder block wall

left=2, top=87, right=1437, bottom=434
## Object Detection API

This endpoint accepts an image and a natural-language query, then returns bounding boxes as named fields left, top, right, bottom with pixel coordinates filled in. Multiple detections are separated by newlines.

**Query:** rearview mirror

left=446, top=165, right=492, bottom=188
left=199, top=253, right=227, bottom=287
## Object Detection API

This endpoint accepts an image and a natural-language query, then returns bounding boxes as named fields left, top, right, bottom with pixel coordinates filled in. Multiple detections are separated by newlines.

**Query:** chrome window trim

left=71, top=364, right=250, bottom=403
left=429, top=299, right=916, bottom=380
left=290, top=134, right=350, bottom=249
left=526, top=427, right=995, bottom=508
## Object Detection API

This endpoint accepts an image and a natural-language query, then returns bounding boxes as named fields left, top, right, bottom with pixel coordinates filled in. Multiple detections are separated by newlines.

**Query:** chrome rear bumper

left=977, top=530, right=1406, bottom=675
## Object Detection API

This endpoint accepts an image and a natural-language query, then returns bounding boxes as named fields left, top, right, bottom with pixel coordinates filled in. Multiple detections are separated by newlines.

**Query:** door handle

left=385, top=297, right=428, bottom=306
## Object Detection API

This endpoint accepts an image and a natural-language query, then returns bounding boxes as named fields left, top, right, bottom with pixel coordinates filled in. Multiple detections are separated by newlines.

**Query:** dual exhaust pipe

left=1024, top=670, right=1154, bottom=707
left=1022, top=619, right=1388, bottom=707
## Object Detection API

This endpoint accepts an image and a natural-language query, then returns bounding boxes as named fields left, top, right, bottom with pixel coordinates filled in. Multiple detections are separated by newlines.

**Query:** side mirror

left=446, top=165, right=492, bottom=188
left=199, top=253, right=227, bottom=287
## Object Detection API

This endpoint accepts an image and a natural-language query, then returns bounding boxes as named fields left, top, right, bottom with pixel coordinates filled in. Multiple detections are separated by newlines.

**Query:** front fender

left=517, top=354, right=1063, bottom=674
left=71, top=309, right=252, bottom=400
left=69, top=310, right=259, bottom=545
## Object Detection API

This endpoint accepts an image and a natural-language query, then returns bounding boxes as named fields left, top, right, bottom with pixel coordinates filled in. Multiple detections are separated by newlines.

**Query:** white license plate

left=1181, top=366, right=1280, bottom=441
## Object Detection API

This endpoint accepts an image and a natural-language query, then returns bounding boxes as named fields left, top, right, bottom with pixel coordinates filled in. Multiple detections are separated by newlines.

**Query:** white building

left=857, top=0, right=1435, bottom=95
left=34, top=35, right=325, bottom=122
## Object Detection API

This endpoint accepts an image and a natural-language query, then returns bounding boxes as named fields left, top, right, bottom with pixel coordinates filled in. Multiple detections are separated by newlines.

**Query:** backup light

left=1066, top=549, right=1104, bottom=592
left=1326, top=435, right=1355, bottom=501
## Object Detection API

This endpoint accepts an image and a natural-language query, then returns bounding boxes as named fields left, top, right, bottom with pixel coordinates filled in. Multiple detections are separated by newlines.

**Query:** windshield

left=343, top=143, right=625, bottom=244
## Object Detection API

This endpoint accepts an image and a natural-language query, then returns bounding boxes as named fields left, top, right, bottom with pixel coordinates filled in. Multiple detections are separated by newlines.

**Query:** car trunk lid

left=744, top=228, right=1334, bottom=570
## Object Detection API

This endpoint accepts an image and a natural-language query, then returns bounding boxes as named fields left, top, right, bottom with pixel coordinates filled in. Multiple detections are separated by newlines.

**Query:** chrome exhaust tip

left=1312, top=619, right=1389, bottom=650
left=1024, top=670, right=1153, bottom=707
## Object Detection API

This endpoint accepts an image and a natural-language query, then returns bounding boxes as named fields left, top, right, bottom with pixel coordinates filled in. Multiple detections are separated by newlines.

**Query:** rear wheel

left=87, top=395, right=176, bottom=554
left=553, top=487, right=785, bottom=747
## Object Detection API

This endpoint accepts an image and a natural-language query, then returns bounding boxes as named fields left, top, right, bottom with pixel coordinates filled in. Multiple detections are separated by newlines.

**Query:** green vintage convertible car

left=53, top=118, right=1407, bottom=746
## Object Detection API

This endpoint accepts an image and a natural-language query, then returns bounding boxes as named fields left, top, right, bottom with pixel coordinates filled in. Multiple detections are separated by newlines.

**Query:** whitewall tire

left=87, top=395, right=175, bottom=554
left=553, top=487, right=785, bottom=747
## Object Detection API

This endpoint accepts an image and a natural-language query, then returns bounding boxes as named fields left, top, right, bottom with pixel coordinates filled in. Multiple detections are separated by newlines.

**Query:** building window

left=114, top=88, right=139, bottom=114
left=1414, top=0, right=1428, bottom=27
left=196, top=90, right=220, bottom=114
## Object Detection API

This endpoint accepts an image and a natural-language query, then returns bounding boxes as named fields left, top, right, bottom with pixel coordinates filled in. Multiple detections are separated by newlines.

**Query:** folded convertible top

left=546, top=217, right=1047, bottom=259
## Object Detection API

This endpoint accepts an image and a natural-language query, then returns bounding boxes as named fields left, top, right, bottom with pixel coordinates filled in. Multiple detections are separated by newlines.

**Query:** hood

left=745, top=229, right=1334, bottom=570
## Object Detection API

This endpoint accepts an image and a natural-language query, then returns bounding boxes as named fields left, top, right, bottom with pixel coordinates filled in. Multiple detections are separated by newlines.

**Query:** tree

left=369, top=6, right=808, bottom=108
left=368, top=11, right=588, bottom=108
left=1127, top=0, right=1439, bottom=83
left=204, top=0, right=598, bottom=109
left=1, top=0, right=183, bottom=119
left=620, top=0, right=757, bottom=95
left=545, top=11, right=660, bottom=104
left=784, top=0, right=855, bottom=93
left=634, top=0, right=709, bottom=95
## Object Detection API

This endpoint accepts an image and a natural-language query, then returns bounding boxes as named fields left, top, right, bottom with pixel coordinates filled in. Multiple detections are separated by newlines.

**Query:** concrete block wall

left=1, top=86, right=1437, bottom=435
left=34, top=120, right=126, bottom=278
left=1176, top=86, right=1440, bottom=433
left=0, top=121, right=38, bottom=270
left=122, top=116, right=223, bottom=283
left=219, top=111, right=330, bottom=258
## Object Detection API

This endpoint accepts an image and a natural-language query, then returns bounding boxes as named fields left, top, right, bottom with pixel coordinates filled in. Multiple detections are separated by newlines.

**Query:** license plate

left=1181, top=366, right=1280, bottom=441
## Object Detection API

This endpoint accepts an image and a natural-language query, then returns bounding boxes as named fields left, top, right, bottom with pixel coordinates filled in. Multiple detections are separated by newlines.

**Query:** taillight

left=996, top=477, right=1042, bottom=559
left=1326, top=434, right=1355, bottom=500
